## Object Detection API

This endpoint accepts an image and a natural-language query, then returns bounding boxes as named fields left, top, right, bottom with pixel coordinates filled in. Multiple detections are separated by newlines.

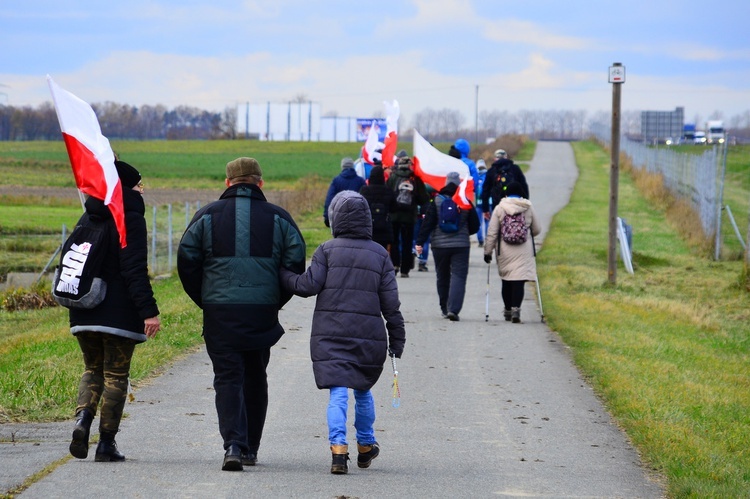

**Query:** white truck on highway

left=705, top=120, right=725, bottom=144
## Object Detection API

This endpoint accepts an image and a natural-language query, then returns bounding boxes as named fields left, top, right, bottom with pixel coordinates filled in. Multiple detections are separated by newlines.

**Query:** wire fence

left=149, top=202, right=203, bottom=276
left=6, top=202, right=203, bottom=285
left=591, top=124, right=723, bottom=240
left=3, top=186, right=324, bottom=291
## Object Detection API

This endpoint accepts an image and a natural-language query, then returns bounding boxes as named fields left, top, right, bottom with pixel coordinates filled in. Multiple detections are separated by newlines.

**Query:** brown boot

left=330, top=444, right=349, bottom=474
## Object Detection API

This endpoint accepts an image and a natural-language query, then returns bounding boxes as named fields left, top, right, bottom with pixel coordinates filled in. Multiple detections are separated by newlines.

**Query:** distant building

left=641, top=107, right=684, bottom=144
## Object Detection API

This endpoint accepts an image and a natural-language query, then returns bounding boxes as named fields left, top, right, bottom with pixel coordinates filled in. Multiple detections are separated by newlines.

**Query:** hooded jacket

left=358, top=166, right=397, bottom=244
left=69, top=189, right=159, bottom=343
left=177, top=182, right=307, bottom=352
left=484, top=196, right=541, bottom=281
left=453, top=138, right=480, bottom=190
left=280, top=190, right=406, bottom=391
left=323, top=167, right=366, bottom=225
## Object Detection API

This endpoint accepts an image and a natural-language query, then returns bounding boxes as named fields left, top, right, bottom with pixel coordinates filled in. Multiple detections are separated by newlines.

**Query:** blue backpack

left=438, top=195, right=461, bottom=233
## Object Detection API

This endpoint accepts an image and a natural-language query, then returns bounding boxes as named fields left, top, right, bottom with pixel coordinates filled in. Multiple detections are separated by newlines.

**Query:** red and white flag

left=47, top=76, right=127, bottom=248
left=381, top=100, right=399, bottom=167
left=412, top=129, right=475, bottom=209
left=361, top=120, right=382, bottom=165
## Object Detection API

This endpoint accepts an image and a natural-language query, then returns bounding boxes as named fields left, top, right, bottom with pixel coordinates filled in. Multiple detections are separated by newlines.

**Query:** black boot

left=357, top=442, right=380, bottom=469
left=95, top=432, right=125, bottom=462
left=222, top=444, right=243, bottom=471
left=330, top=444, right=349, bottom=474
left=69, top=409, right=94, bottom=459
left=241, top=448, right=257, bottom=466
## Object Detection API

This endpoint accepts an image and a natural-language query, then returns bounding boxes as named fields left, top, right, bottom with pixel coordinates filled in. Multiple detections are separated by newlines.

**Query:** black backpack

left=52, top=222, right=110, bottom=309
left=394, top=176, right=415, bottom=211
left=490, top=164, right=515, bottom=206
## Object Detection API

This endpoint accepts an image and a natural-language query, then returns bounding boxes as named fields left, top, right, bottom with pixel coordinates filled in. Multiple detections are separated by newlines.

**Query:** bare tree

left=221, top=106, right=238, bottom=139
left=410, top=107, right=465, bottom=140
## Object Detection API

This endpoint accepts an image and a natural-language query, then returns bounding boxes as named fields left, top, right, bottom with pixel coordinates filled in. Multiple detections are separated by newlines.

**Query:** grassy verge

left=539, top=141, right=750, bottom=497
left=0, top=276, right=204, bottom=422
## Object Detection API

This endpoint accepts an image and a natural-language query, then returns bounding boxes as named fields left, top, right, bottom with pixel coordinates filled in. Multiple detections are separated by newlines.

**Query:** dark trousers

left=501, top=280, right=526, bottom=309
left=75, top=331, right=136, bottom=435
left=432, top=246, right=470, bottom=315
left=206, top=347, right=271, bottom=453
left=390, top=221, right=415, bottom=274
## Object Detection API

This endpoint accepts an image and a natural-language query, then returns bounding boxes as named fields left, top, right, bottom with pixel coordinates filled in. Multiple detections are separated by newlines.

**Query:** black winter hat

left=505, top=181, right=525, bottom=197
left=368, top=165, right=385, bottom=185
left=491, top=158, right=513, bottom=169
left=115, top=160, right=141, bottom=189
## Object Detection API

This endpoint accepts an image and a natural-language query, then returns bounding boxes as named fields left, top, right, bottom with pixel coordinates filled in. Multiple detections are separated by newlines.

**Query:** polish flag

left=361, top=120, right=381, bottom=165
left=412, top=129, right=475, bottom=209
left=47, top=76, right=127, bottom=247
left=381, top=100, right=399, bottom=167
left=453, top=176, right=473, bottom=210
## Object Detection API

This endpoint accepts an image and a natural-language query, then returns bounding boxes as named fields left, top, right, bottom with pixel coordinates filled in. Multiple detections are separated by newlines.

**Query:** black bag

left=52, top=223, right=109, bottom=309
left=370, top=202, right=391, bottom=233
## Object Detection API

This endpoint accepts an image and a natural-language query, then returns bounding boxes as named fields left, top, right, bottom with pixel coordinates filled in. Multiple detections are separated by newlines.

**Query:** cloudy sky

left=2, top=0, right=748, bottom=126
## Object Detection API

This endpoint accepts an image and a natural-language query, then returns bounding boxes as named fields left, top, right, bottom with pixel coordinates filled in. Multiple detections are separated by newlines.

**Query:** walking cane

left=531, top=233, right=545, bottom=323
left=485, top=259, right=491, bottom=322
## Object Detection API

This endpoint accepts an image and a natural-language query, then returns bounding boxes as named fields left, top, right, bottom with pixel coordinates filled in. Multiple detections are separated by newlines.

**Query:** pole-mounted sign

left=608, top=63, right=625, bottom=285
left=609, top=65, right=626, bottom=84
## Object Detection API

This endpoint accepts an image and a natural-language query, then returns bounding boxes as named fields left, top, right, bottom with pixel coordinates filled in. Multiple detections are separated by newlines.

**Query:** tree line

left=1, top=101, right=749, bottom=143
left=0, top=102, right=238, bottom=141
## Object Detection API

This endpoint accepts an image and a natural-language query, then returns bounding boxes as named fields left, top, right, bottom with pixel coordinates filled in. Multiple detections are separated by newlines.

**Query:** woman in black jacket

left=358, top=165, right=397, bottom=250
left=68, top=160, right=160, bottom=463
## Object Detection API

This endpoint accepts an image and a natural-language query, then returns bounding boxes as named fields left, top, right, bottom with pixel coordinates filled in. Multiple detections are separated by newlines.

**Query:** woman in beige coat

left=483, top=181, right=541, bottom=323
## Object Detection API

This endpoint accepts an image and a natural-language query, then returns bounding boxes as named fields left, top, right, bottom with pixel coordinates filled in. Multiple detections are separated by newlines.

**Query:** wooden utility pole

left=608, top=63, right=625, bottom=285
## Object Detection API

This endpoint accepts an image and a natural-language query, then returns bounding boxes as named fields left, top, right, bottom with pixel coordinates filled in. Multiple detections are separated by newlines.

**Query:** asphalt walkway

left=2, top=141, right=665, bottom=498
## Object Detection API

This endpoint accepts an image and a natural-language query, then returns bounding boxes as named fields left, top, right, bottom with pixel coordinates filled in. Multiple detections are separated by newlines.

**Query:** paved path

left=3, top=142, right=665, bottom=498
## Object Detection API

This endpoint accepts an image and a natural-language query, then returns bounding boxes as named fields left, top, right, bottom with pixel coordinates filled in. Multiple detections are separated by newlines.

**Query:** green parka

left=177, top=183, right=306, bottom=352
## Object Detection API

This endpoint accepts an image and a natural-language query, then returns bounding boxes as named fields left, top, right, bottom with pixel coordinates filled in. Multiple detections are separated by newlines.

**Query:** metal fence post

left=168, top=204, right=173, bottom=271
left=151, top=205, right=157, bottom=274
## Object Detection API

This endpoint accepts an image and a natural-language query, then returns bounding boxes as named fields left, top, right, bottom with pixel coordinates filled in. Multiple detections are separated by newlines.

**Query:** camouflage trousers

left=75, top=331, right=136, bottom=435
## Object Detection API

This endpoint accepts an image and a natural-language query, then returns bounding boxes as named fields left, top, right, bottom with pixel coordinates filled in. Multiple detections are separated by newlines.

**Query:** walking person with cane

left=483, top=181, right=541, bottom=323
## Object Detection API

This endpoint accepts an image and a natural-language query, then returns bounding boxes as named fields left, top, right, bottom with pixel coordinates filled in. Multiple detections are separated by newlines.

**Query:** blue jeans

left=327, top=387, right=376, bottom=446
left=413, top=217, right=430, bottom=263
left=475, top=206, right=489, bottom=243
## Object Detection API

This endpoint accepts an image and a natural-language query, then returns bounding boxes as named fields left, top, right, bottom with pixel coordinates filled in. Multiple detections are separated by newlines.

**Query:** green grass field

left=540, top=141, right=750, bottom=497
left=1, top=139, right=750, bottom=497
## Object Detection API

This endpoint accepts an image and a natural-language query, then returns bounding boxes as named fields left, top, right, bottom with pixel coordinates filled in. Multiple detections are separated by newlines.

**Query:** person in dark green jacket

left=177, top=157, right=306, bottom=472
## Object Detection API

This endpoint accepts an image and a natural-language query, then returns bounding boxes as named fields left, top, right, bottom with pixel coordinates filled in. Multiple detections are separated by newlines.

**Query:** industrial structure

left=640, top=107, right=684, bottom=144
left=236, top=101, right=378, bottom=142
